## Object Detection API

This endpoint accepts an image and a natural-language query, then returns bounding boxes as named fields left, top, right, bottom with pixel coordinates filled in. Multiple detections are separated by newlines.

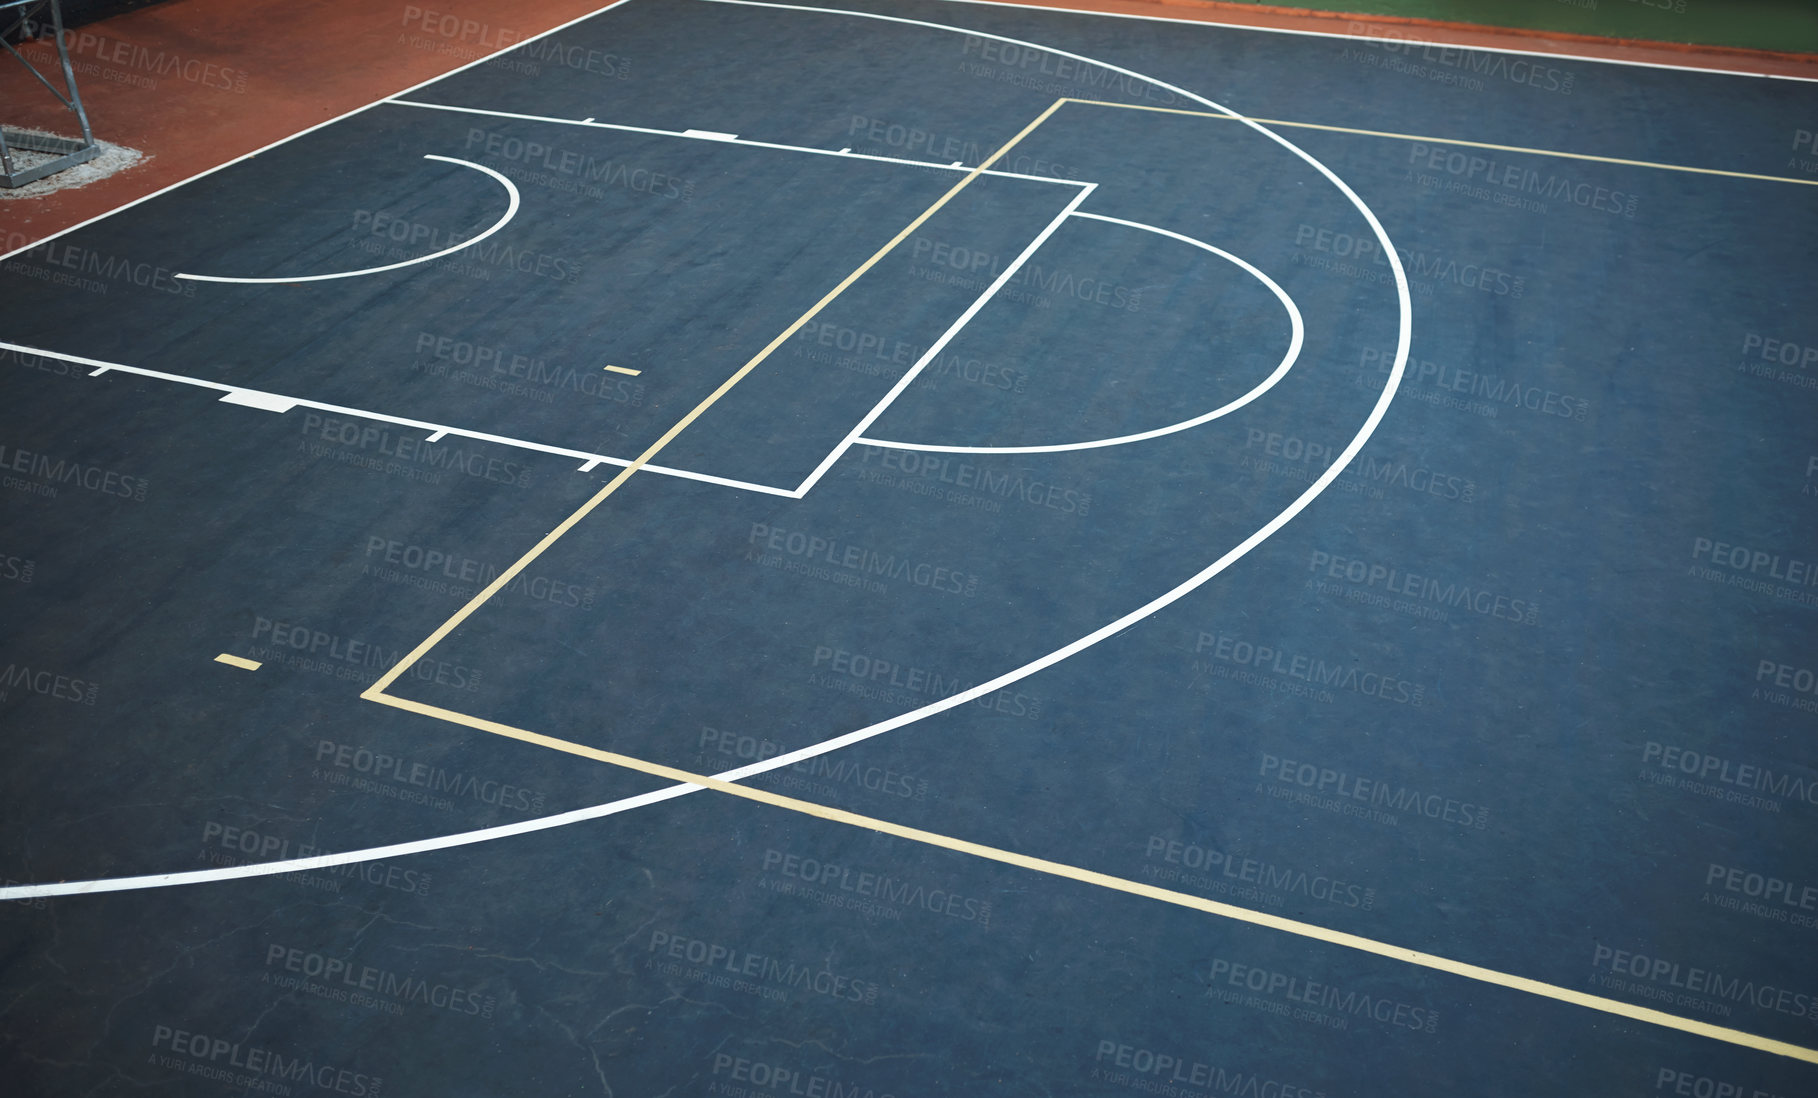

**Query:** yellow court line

left=214, top=653, right=261, bottom=671
left=364, top=686, right=1818, bottom=1066
left=361, top=99, right=1069, bottom=699
left=1063, top=97, right=1818, bottom=187
left=604, top=365, right=640, bottom=376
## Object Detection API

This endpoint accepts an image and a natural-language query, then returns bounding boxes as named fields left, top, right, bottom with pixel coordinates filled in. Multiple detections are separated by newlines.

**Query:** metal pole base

left=1, top=0, right=101, bottom=189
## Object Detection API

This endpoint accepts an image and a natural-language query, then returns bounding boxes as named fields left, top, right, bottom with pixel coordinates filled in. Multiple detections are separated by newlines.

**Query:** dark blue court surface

left=3, top=1, right=1817, bottom=1094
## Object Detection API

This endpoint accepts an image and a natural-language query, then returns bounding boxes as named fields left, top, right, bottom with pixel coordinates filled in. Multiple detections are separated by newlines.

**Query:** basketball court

left=2, top=0, right=1817, bottom=1093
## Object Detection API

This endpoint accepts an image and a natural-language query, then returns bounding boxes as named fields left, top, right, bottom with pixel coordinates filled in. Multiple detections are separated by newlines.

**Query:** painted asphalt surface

left=2, top=1, right=1815, bottom=1093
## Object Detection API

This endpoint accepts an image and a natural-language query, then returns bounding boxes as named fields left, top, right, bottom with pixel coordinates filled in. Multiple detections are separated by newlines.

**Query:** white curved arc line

left=173, top=156, right=521, bottom=285
left=860, top=211, right=1305, bottom=455
left=0, top=2, right=1410, bottom=902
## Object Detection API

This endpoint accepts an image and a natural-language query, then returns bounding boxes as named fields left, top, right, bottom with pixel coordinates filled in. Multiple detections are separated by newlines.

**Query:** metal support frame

left=0, top=0, right=100, bottom=188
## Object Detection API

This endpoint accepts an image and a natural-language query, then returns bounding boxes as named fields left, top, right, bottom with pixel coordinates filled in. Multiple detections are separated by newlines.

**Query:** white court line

left=0, top=0, right=1412, bottom=902
left=174, top=156, right=519, bottom=285
left=793, top=181, right=1096, bottom=495
left=219, top=390, right=298, bottom=414
left=0, top=784, right=713, bottom=898
left=383, top=98, right=1094, bottom=187
left=934, top=0, right=1818, bottom=82
left=858, top=211, right=1305, bottom=455
left=0, top=340, right=797, bottom=498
